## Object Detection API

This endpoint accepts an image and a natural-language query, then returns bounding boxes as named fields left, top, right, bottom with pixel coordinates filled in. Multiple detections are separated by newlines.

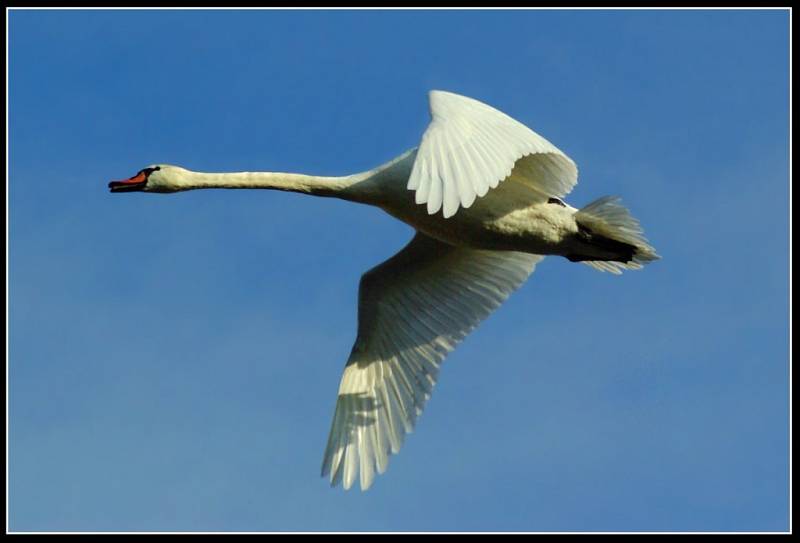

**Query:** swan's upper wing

left=321, top=232, right=544, bottom=490
left=408, top=90, right=578, bottom=218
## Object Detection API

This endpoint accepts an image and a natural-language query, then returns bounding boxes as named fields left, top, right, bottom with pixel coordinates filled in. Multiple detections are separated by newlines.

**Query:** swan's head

left=108, top=165, right=186, bottom=193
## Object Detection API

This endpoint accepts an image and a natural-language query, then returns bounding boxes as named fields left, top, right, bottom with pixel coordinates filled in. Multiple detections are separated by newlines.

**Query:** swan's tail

left=570, top=196, right=660, bottom=274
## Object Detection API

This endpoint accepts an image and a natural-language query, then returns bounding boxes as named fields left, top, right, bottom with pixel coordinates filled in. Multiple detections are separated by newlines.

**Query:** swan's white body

left=111, top=90, right=658, bottom=491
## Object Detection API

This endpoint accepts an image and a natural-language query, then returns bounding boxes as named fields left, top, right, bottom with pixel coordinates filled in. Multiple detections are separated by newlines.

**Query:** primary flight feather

left=109, top=90, right=659, bottom=491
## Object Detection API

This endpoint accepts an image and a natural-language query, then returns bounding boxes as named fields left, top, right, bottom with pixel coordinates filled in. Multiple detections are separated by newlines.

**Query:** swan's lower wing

left=321, top=232, right=544, bottom=490
left=407, top=90, right=578, bottom=218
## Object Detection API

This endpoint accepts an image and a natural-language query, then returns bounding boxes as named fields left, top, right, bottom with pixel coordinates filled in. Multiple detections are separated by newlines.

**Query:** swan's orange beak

left=109, top=171, right=148, bottom=192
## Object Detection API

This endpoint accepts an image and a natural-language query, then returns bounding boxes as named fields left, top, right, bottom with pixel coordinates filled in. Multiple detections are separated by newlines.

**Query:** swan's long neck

left=156, top=150, right=418, bottom=206
left=170, top=170, right=361, bottom=198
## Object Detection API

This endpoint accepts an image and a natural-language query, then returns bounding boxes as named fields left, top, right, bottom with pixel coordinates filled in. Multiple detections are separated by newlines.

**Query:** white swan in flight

left=109, top=90, right=659, bottom=491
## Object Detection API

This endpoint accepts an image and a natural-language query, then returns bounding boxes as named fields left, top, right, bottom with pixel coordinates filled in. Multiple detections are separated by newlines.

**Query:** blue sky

left=9, top=9, right=789, bottom=532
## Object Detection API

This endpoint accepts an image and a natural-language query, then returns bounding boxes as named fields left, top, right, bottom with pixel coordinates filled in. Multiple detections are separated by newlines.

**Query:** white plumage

left=321, top=234, right=543, bottom=490
left=409, top=91, right=578, bottom=217
left=110, top=89, right=659, bottom=491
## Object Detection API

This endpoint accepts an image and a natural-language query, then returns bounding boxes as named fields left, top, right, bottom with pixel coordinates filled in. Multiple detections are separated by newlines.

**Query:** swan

left=109, top=90, right=659, bottom=491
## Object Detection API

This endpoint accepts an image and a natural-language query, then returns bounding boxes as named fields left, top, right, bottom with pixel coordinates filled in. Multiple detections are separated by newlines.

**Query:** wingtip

left=428, top=89, right=463, bottom=105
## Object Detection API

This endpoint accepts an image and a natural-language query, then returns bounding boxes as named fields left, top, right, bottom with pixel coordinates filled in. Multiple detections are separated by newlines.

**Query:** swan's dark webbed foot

left=567, top=222, right=637, bottom=263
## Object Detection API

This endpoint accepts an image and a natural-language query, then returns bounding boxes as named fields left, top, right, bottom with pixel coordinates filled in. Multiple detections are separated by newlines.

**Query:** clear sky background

left=9, top=9, right=789, bottom=532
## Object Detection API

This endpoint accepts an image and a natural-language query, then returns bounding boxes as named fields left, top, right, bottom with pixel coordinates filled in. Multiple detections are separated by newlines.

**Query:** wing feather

left=321, top=232, right=544, bottom=490
left=408, top=90, right=578, bottom=217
